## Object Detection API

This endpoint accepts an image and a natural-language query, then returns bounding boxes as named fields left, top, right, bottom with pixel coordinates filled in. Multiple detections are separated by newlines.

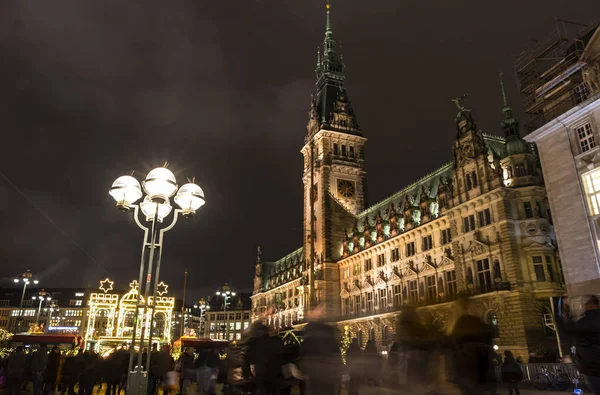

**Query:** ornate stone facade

left=251, top=6, right=565, bottom=361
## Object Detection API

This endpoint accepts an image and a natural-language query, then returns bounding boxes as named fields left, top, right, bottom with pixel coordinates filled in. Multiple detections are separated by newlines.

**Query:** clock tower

left=301, top=3, right=367, bottom=317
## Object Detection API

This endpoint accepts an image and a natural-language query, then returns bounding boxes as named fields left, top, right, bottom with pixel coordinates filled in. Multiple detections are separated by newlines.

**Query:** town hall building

left=251, top=5, right=565, bottom=360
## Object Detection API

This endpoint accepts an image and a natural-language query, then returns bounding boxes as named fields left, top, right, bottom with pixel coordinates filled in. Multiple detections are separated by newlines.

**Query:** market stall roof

left=11, top=333, right=76, bottom=345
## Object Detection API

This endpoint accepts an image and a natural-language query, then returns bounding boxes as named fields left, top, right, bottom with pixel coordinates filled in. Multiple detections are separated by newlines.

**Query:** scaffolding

left=515, top=18, right=600, bottom=132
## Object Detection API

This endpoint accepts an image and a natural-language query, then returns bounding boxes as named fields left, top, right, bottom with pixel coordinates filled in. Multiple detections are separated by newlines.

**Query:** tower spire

left=325, top=2, right=332, bottom=38
left=499, top=71, right=508, bottom=108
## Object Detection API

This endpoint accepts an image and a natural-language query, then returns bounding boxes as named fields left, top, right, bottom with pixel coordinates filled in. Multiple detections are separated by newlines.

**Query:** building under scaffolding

left=515, top=18, right=600, bottom=132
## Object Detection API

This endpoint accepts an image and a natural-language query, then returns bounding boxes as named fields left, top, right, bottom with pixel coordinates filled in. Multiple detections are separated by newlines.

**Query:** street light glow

left=109, top=175, right=143, bottom=209
left=142, top=167, right=178, bottom=202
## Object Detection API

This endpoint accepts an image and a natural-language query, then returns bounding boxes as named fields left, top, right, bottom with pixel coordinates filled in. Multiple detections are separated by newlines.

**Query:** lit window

left=576, top=123, right=595, bottom=153
left=583, top=168, right=600, bottom=216
left=74, top=293, right=84, bottom=297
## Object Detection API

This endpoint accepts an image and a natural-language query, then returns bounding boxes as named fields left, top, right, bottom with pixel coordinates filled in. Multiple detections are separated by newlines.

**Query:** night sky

left=1, top=0, right=599, bottom=302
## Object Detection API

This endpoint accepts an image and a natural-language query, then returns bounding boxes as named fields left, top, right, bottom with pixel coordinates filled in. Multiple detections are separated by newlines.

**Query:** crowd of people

left=0, top=293, right=598, bottom=395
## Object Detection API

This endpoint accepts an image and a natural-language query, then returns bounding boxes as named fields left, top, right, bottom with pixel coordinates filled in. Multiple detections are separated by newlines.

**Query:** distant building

left=251, top=5, right=566, bottom=361
left=518, top=20, right=600, bottom=307
left=0, top=287, right=91, bottom=335
left=203, top=293, right=251, bottom=341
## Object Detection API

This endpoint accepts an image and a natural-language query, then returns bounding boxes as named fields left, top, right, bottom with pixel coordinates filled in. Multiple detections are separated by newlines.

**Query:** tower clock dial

left=337, top=179, right=355, bottom=198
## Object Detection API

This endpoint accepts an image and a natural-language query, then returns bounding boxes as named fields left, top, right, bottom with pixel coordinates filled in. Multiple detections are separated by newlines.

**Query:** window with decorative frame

left=445, top=270, right=457, bottom=295
left=366, top=292, right=373, bottom=311
left=364, top=259, right=373, bottom=272
left=476, top=259, right=492, bottom=290
left=576, top=122, right=596, bottom=153
left=391, top=248, right=400, bottom=262
left=441, top=228, right=452, bottom=245
left=406, top=242, right=416, bottom=257
left=532, top=256, right=546, bottom=282
left=408, top=280, right=418, bottom=304
left=377, top=254, right=385, bottom=267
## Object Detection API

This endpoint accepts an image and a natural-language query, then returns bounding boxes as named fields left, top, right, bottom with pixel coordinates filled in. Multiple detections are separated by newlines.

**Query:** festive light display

left=85, top=279, right=175, bottom=353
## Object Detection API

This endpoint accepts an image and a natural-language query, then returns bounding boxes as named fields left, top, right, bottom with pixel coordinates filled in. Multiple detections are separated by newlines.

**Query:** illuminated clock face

left=337, top=179, right=355, bottom=198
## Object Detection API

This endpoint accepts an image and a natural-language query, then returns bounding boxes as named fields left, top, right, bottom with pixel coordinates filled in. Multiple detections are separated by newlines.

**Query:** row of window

left=209, top=321, right=249, bottom=332
left=208, top=312, right=250, bottom=321
left=209, top=332, right=242, bottom=341
left=344, top=228, right=453, bottom=278
left=342, top=270, right=458, bottom=315
left=333, top=143, right=356, bottom=159
left=463, top=208, right=492, bottom=232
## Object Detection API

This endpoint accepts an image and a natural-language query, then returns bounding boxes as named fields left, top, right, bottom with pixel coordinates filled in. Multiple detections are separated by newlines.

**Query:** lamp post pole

left=180, top=269, right=187, bottom=338
left=13, top=270, right=39, bottom=333
left=109, top=166, right=205, bottom=394
left=33, top=290, right=51, bottom=324
left=216, top=284, right=235, bottom=340
left=193, top=299, right=209, bottom=337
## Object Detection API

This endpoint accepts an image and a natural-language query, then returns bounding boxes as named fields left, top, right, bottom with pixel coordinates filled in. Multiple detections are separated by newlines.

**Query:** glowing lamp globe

left=109, top=175, right=143, bottom=209
left=140, top=196, right=173, bottom=223
left=143, top=167, right=177, bottom=202
left=174, top=183, right=205, bottom=217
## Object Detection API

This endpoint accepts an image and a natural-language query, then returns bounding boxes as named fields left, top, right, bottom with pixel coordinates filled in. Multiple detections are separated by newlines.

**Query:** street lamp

left=32, top=290, right=52, bottom=324
left=193, top=298, right=210, bottom=336
left=13, top=270, right=39, bottom=332
left=109, top=166, right=205, bottom=394
left=215, top=284, right=236, bottom=313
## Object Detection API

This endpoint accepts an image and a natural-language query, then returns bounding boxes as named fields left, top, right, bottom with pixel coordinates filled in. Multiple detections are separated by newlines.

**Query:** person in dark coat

left=148, top=344, right=170, bottom=395
left=78, top=350, right=99, bottom=395
left=297, top=318, right=341, bottom=395
left=31, top=345, right=48, bottom=395
left=244, top=323, right=284, bottom=395
left=178, top=348, right=196, bottom=395
left=557, top=294, right=600, bottom=395
left=451, top=300, right=497, bottom=395
left=6, top=346, right=28, bottom=395
left=501, top=350, right=523, bottom=395
left=345, top=338, right=362, bottom=395
left=104, top=350, right=124, bottom=395
left=59, top=354, right=77, bottom=395
left=44, top=346, right=61, bottom=394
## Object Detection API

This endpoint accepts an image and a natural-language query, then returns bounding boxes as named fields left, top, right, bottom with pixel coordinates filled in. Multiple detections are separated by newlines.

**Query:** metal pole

left=128, top=205, right=150, bottom=378
left=180, top=270, right=187, bottom=338
left=145, top=210, right=179, bottom=374
left=36, top=299, right=43, bottom=324
left=17, top=282, right=28, bottom=332
left=136, top=203, right=160, bottom=371
left=549, top=296, right=563, bottom=358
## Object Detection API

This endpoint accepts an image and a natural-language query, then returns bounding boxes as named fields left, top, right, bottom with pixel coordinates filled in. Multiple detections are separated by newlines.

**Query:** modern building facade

left=0, top=287, right=91, bottom=335
left=204, top=293, right=251, bottom=341
left=251, top=5, right=566, bottom=360
left=519, top=21, right=600, bottom=307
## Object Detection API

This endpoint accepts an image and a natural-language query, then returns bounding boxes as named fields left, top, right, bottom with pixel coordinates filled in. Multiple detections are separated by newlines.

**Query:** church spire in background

left=499, top=71, right=529, bottom=156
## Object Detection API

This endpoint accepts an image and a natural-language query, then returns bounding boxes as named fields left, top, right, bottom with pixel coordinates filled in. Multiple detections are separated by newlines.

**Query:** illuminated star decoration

left=156, top=281, right=168, bottom=296
left=129, top=280, right=140, bottom=293
left=99, top=278, right=114, bottom=294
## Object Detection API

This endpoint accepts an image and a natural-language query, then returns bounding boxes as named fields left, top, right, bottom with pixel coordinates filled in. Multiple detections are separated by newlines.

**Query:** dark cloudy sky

left=1, top=0, right=599, bottom=301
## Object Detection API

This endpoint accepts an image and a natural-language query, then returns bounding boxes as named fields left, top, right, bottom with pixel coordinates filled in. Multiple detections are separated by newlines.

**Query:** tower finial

left=325, top=2, right=332, bottom=37
left=499, top=70, right=508, bottom=108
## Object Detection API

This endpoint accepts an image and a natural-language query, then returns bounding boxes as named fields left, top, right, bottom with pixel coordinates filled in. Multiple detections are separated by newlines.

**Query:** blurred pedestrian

left=177, top=347, right=195, bottom=395
left=451, top=299, right=497, bottom=395
left=345, top=338, right=362, bottom=395
left=31, top=345, right=48, bottom=395
left=59, top=353, right=77, bottom=395
left=389, top=307, right=437, bottom=393
left=44, top=346, right=61, bottom=394
left=6, top=346, right=27, bottom=395
left=557, top=294, right=600, bottom=395
left=297, top=306, right=341, bottom=395
left=244, top=322, right=283, bottom=395
left=501, top=350, right=522, bottom=395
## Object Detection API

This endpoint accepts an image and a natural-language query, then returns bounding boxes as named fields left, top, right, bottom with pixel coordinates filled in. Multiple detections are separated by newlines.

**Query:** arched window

left=369, top=327, right=376, bottom=342
left=382, top=325, right=390, bottom=346
left=358, top=330, right=364, bottom=348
